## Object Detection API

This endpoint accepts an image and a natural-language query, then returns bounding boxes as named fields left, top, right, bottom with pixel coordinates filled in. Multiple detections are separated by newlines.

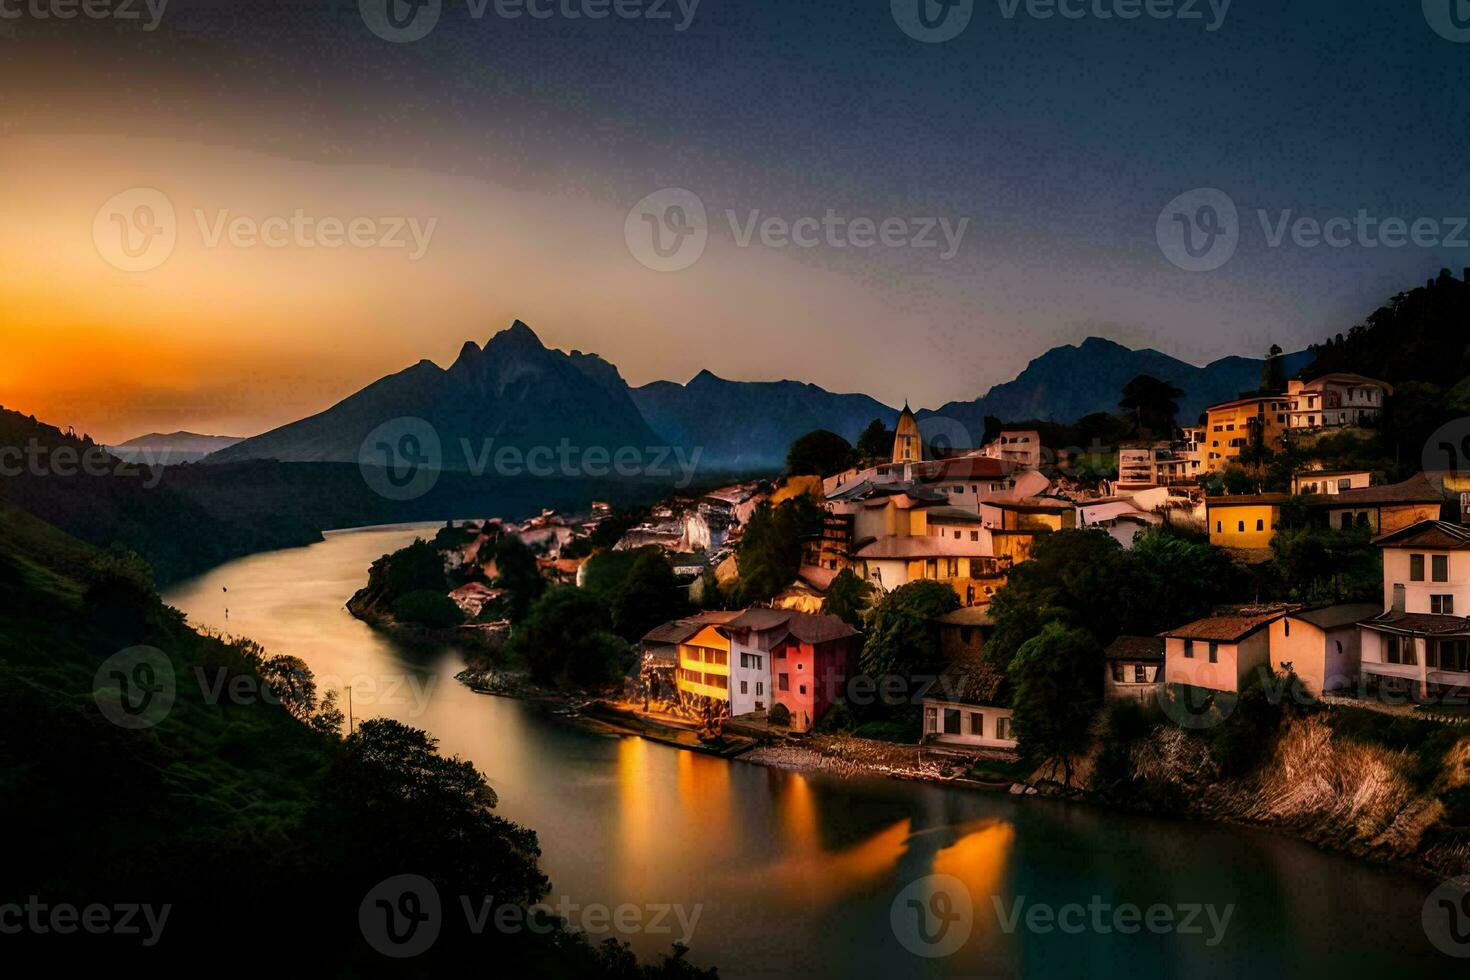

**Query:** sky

left=2, top=1, right=1469, bottom=443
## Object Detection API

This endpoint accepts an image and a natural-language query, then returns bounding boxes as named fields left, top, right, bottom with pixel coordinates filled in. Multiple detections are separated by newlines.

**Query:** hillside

left=107, top=431, right=244, bottom=464
left=0, top=407, right=321, bottom=584
left=0, top=503, right=713, bottom=973
left=918, top=337, right=1314, bottom=438
left=209, top=321, right=661, bottom=469
left=631, top=371, right=897, bottom=470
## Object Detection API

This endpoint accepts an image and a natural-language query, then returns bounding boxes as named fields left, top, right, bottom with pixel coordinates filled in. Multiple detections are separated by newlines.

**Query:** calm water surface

left=163, top=525, right=1451, bottom=979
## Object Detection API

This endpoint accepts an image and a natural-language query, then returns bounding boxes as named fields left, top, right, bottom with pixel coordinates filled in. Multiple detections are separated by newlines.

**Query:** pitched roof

left=1372, top=520, right=1470, bottom=550
left=641, top=610, right=741, bottom=646
left=1322, top=472, right=1446, bottom=507
left=929, top=654, right=1008, bottom=707
left=1291, top=603, right=1381, bottom=631
left=717, top=608, right=858, bottom=645
left=918, top=456, right=1016, bottom=481
left=1105, top=635, right=1165, bottom=662
left=1361, top=611, right=1470, bottom=636
left=1301, top=372, right=1392, bottom=392
left=1161, top=610, right=1287, bottom=642
left=720, top=608, right=795, bottom=633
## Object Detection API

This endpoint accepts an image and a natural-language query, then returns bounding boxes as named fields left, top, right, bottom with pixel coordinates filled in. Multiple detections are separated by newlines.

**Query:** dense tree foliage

left=1118, top=374, right=1184, bottom=438
left=392, top=588, right=466, bottom=628
left=506, top=586, right=631, bottom=688
left=492, top=534, right=545, bottom=621
left=855, top=419, right=893, bottom=460
left=859, top=580, right=960, bottom=680
left=609, top=548, right=690, bottom=642
left=823, top=568, right=876, bottom=630
left=784, top=429, right=856, bottom=477
left=732, top=497, right=822, bottom=606
left=1009, top=623, right=1103, bottom=785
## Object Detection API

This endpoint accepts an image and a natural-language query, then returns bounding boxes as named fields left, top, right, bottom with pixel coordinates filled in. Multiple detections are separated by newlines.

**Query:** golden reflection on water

left=616, top=736, right=657, bottom=891
left=932, top=819, right=1016, bottom=940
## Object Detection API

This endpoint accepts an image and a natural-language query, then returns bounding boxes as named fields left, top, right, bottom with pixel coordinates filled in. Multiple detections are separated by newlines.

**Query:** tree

left=1118, top=375, right=1184, bottom=438
left=985, top=530, right=1145, bottom=670
left=732, top=497, right=822, bottom=606
left=1258, top=343, right=1286, bottom=393
left=492, top=535, right=545, bottom=621
left=382, top=538, right=449, bottom=598
left=1009, top=623, right=1103, bottom=786
left=610, top=549, right=689, bottom=642
left=785, top=429, right=855, bottom=477
left=859, top=580, right=959, bottom=680
left=506, top=586, right=632, bottom=688
left=1267, top=525, right=1381, bottom=604
left=259, top=654, right=319, bottom=721
left=393, top=589, right=466, bottom=628
left=823, top=568, right=876, bottom=630
left=855, top=419, right=893, bottom=460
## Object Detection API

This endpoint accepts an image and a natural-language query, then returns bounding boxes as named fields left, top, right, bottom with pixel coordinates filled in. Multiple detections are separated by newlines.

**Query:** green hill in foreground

left=0, top=503, right=714, bottom=975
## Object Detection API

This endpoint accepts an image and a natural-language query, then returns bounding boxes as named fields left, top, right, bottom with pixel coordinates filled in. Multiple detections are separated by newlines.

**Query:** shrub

left=392, top=590, right=464, bottom=628
left=815, top=702, right=854, bottom=733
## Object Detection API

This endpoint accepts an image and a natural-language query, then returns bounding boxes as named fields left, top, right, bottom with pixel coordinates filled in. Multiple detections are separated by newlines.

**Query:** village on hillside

left=363, top=356, right=1470, bottom=811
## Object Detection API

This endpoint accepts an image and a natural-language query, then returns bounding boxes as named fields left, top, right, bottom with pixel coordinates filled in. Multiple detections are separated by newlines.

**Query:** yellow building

left=891, top=403, right=922, bottom=464
left=1203, top=396, right=1291, bottom=471
left=663, top=611, right=741, bottom=718
left=1206, top=494, right=1286, bottom=549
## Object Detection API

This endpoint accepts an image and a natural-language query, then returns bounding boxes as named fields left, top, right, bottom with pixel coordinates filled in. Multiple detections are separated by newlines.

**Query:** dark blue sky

left=5, top=0, right=1470, bottom=437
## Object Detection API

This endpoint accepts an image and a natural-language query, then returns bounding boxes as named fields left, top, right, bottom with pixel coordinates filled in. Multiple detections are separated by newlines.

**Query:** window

left=1237, top=521, right=1245, bottom=533
left=1111, top=663, right=1126, bottom=682
left=1385, top=636, right=1417, bottom=666
left=943, top=709, right=961, bottom=735
left=1284, top=619, right=1291, bottom=637
left=799, top=684, right=806, bottom=695
left=1337, top=478, right=1350, bottom=491
left=1410, top=554, right=1425, bottom=581
left=1183, top=639, right=1194, bottom=659
left=968, top=713, right=983, bottom=736
left=925, top=707, right=937, bottom=733
left=1256, top=519, right=1264, bottom=531
left=1134, top=664, right=1149, bottom=683
left=740, top=681, right=748, bottom=694
left=971, top=531, right=980, bottom=542
left=996, top=717, right=1012, bottom=741
left=1433, top=555, right=1449, bottom=582
left=1208, top=642, right=1219, bottom=664
left=1432, top=594, right=1455, bottom=615
left=778, top=673, right=789, bottom=691
left=1215, top=521, right=1222, bottom=533
left=756, top=682, right=763, bottom=696
left=1438, top=639, right=1470, bottom=672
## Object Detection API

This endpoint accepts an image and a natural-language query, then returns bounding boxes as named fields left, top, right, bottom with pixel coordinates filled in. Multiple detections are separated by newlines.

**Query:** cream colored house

left=1291, top=469, right=1372, bottom=496
left=1358, top=521, right=1470, bottom=699
left=921, top=653, right=1016, bottom=750
left=1286, top=374, right=1391, bottom=430
left=1162, top=610, right=1285, bottom=693
left=1267, top=604, right=1378, bottom=696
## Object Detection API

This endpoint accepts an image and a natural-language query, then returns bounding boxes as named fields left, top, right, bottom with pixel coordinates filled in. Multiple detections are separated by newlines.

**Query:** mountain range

left=201, top=322, right=1311, bottom=474
left=107, top=431, right=244, bottom=464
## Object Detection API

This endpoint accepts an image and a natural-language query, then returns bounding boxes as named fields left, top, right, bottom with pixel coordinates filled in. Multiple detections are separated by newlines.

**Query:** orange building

left=1203, top=395, right=1291, bottom=471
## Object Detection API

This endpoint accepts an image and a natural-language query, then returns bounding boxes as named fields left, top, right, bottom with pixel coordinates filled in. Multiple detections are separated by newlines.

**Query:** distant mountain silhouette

left=208, top=321, right=661, bottom=468
left=108, top=431, right=244, bottom=464
left=917, top=337, right=1314, bottom=439
left=630, top=372, right=897, bottom=470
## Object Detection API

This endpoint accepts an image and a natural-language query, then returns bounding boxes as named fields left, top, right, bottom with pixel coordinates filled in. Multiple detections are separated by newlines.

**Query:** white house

left=1267, top=603, right=1378, bottom=696
left=717, top=607, right=788, bottom=715
left=921, top=653, right=1016, bottom=750
left=1358, top=521, right=1470, bottom=700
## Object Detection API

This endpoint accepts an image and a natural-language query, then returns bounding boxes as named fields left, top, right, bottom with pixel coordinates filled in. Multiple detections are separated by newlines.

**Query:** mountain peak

left=689, top=369, right=723, bottom=386
left=488, top=319, right=545, bottom=350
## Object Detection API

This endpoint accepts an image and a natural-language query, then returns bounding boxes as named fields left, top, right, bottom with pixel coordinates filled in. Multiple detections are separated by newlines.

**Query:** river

left=162, top=524, right=1453, bottom=978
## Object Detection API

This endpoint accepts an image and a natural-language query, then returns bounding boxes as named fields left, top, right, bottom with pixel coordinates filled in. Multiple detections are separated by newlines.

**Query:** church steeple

left=892, top=403, right=922, bottom=464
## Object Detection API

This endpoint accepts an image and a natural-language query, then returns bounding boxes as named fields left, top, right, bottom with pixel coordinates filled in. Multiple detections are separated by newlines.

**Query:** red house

left=769, top=612, right=858, bottom=732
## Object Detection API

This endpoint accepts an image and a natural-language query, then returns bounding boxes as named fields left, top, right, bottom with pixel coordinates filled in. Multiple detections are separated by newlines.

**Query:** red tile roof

left=1314, top=472, right=1444, bottom=508
left=1372, top=520, right=1470, bottom=550
left=1161, top=610, right=1286, bottom=642
left=1361, top=611, right=1470, bottom=636
left=1105, top=636, right=1165, bottom=662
